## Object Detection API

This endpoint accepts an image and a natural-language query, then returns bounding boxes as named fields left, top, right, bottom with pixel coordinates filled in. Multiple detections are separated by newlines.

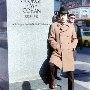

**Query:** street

left=74, top=47, right=90, bottom=90
left=0, top=29, right=8, bottom=90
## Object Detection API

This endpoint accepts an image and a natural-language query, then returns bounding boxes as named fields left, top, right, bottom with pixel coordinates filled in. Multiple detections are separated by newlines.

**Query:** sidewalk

left=0, top=46, right=90, bottom=90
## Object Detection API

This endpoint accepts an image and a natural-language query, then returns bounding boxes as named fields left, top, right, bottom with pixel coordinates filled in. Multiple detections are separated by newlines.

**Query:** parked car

left=80, top=27, right=90, bottom=47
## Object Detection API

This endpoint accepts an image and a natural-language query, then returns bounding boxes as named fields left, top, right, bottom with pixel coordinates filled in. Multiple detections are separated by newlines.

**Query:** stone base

left=9, top=79, right=61, bottom=90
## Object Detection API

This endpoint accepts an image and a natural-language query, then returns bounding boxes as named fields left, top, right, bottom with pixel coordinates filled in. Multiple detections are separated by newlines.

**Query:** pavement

left=10, top=47, right=90, bottom=90
left=0, top=29, right=90, bottom=90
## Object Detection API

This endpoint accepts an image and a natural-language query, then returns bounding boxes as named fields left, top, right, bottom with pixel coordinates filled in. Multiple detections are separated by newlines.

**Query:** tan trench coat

left=48, top=22, right=78, bottom=72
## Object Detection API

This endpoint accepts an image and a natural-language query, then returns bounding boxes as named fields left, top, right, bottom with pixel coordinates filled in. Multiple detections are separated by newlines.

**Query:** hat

left=58, top=7, right=69, bottom=14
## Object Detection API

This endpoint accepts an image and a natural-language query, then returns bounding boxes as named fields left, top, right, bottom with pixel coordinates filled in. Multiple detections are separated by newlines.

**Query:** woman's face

left=68, top=16, right=76, bottom=23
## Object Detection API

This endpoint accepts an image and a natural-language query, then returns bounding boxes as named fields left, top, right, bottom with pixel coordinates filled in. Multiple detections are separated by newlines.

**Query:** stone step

left=9, top=77, right=90, bottom=90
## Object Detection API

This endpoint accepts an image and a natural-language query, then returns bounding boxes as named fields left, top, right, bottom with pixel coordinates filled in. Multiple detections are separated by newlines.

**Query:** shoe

left=55, top=76, right=61, bottom=80
left=49, top=80, right=55, bottom=89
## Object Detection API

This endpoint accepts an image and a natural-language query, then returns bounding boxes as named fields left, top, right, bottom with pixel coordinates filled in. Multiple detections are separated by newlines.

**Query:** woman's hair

left=68, top=14, right=75, bottom=17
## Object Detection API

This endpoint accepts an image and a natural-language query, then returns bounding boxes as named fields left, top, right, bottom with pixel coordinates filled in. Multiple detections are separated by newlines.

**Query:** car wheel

left=84, top=40, right=89, bottom=47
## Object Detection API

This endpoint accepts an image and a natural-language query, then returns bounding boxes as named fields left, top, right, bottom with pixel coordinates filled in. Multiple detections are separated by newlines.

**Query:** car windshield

left=82, top=32, right=90, bottom=36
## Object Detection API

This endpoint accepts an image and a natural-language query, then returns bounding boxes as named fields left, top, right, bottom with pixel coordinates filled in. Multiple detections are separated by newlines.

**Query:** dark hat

left=59, top=7, right=69, bottom=14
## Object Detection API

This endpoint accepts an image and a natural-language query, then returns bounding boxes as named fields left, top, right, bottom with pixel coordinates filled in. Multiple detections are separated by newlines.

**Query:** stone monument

left=7, top=0, right=54, bottom=89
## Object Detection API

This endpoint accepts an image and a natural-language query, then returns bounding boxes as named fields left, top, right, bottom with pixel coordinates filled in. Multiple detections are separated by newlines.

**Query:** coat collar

left=56, top=22, right=70, bottom=32
left=57, top=22, right=70, bottom=27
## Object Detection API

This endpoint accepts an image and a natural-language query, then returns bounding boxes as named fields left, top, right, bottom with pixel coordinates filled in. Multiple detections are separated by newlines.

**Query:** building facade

left=61, top=0, right=90, bottom=8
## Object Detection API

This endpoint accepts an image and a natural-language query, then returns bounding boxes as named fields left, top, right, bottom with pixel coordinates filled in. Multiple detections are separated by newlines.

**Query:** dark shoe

left=49, top=80, right=55, bottom=89
left=55, top=76, right=61, bottom=80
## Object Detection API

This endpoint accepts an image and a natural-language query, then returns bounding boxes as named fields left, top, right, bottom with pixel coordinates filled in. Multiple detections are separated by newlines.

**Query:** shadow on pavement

left=39, top=25, right=52, bottom=84
left=22, top=81, right=32, bottom=90
left=74, top=69, right=90, bottom=82
left=61, top=69, right=90, bottom=82
left=39, top=42, right=52, bottom=84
